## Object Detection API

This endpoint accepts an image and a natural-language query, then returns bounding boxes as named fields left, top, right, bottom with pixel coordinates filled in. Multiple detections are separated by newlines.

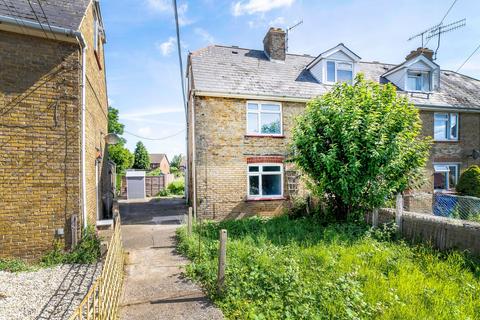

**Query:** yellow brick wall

left=0, top=31, right=81, bottom=260
left=80, top=3, right=109, bottom=226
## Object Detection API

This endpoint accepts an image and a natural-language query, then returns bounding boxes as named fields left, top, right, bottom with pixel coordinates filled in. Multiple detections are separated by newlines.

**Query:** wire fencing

left=403, top=192, right=480, bottom=223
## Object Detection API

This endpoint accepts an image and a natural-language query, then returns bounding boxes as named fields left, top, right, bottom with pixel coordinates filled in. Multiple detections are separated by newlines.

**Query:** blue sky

left=101, top=0, right=480, bottom=159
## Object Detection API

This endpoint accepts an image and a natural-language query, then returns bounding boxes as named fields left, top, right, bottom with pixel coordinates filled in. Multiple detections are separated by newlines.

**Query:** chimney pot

left=406, top=47, right=434, bottom=61
left=263, top=27, right=286, bottom=61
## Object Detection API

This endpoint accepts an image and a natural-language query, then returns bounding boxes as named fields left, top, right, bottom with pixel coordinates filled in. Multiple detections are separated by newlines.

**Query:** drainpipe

left=191, top=94, right=197, bottom=219
left=76, top=32, right=88, bottom=230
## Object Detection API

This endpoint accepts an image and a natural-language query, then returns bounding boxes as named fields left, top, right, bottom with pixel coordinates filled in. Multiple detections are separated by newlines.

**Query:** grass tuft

left=177, top=215, right=480, bottom=319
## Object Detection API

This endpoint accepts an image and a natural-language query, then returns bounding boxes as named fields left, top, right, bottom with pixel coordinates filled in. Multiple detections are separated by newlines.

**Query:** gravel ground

left=0, top=263, right=102, bottom=320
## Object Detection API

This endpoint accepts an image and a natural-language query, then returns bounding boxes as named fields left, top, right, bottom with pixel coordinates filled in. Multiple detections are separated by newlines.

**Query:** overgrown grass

left=177, top=215, right=480, bottom=319
left=0, top=226, right=101, bottom=273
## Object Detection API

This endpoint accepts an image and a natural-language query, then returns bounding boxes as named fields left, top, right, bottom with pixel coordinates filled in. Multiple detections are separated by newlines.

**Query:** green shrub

left=157, top=188, right=170, bottom=197
left=177, top=216, right=480, bottom=319
left=291, top=74, right=430, bottom=221
left=0, top=258, right=36, bottom=272
left=41, top=226, right=101, bottom=267
left=456, top=165, right=480, bottom=197
left=168, top=178, right=184, bottom=195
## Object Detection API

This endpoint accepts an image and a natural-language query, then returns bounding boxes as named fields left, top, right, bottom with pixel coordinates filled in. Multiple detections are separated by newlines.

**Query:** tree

left=107, top=106, right=132, bottom=174
left=291, top=74, right=431, bottom=221
left=170, top=154, right=182, bottom=169
left=456, top=165, right=480, bottom=197
left=133, top=141, right=150, bottom=170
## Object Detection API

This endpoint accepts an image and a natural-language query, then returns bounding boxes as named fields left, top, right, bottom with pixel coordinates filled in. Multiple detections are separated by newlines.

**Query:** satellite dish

left=471, top=149, right=480, bottom=160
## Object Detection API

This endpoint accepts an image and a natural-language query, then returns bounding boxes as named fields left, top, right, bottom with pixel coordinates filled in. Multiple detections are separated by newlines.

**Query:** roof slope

left=0, top=0, right=90, bottom=31
left=149, top=154, right=168, bottom=164
left=190, top=45, right=480, bottom=110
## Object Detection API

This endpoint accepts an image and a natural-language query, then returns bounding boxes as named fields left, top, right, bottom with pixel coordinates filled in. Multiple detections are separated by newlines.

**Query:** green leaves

left=291, top=74, right=431, bottom=220
left=132, top=141, right=150, bottom=170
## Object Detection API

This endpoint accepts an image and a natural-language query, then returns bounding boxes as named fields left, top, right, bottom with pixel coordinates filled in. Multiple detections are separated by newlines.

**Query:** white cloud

left=194, top=28, right=215, bottom=44
left=232, top=0, right=295, bottom=16
left=146, top=0, right=170, bottom=12
left=121, top=107, right=184, bottom=119
left=138, top=126, right=153, bottom=136
left=269, top=16, right=286, bottom=27
left=156, top=37, right=176, bottom=56
left=178, top=3, right=193, bottom=26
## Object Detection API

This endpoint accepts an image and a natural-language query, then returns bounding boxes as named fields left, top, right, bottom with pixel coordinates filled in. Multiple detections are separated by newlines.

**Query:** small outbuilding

left=126, top=170, right=146, bottom=200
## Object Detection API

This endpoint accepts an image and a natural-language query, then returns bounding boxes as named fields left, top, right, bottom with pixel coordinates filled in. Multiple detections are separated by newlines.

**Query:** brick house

left=186, top=27, right=480, bottom=220
left=149, top=153, right=170, bottom=174
left=0, top=0, right=110, bottom=260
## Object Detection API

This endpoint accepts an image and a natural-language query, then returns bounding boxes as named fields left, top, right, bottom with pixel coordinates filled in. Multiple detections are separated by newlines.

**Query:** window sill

left=246, top=196, right=287, bottom=202
left=433, top=140, right=459, bottom=143
left=245, top=134, right=285, bottom=138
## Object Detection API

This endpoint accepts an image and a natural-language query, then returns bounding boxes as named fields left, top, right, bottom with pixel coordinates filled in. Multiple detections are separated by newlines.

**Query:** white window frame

left=93, top=11, right=99, bottom=52
left=246, top=101, right=283, bottom=136
left=406, top=70, right=431, bottom=92
left=324, top=60, right=354, bottom=84
left=433, top=163, right=459, bottom=192
left=434, top=112, right=459, bottom=141
left=247, top=163, right=284, bottom=200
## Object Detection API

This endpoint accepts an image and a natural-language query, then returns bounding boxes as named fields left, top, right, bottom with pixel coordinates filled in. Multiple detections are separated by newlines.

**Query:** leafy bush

left=157, top=188, right=170, bottom=197
left=456, top=165, right=480, bottom=197
left=167, top=178, right=185, bottom=195
left=0, top=258, right=36, bottom=272
left=41, top=226, right=101, bottom=266
left=177, top=216, right=480, bottom=319
left=291, top=74, right=430, bottom=221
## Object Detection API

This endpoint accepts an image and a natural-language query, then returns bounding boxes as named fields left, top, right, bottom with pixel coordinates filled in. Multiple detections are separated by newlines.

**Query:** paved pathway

left=119, top=198, right=223, bottom=320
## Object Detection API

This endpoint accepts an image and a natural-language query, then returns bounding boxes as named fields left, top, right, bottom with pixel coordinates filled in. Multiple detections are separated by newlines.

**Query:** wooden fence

left=120, top=174, right=175, bottom=198
left=68, top=213, right=124, bottom=320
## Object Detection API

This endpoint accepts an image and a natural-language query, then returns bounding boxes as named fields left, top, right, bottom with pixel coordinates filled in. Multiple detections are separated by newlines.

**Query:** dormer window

left=407, top=71, right=430, bottom=92
left=326, top=61, right=353, bottom=84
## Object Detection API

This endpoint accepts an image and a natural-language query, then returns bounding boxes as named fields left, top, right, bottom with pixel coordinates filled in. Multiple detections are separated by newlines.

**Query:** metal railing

left=69, top=214, right=124, bottom=320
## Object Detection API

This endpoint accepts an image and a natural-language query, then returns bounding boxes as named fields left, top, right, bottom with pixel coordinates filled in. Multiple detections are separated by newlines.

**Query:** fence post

left=217, top=229, right=227, bottom=295
left=188, top=207, right=193, bottom=236
left=372, top=208, right=379, bottom=228
left=396, top=193, right=403, bottom=233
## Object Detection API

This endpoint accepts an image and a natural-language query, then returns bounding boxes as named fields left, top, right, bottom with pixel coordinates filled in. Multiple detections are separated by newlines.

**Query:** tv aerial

left=408, top=18, right=466, bottom=60
left=286, top=20, right=303, bottom=52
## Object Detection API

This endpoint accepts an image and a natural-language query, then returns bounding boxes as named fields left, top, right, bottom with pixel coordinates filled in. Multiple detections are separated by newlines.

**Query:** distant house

left=186, top=27, right=480, bottom=220
left=179, top=156, right=187, bottom=172
left=150, top=154, right=170, bottom=174
left=0, top=0, right=110, bottom=260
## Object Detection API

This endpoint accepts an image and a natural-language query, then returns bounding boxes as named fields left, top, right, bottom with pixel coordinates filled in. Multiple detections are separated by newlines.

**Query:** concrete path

left=119, top=198, right=223, bottom=320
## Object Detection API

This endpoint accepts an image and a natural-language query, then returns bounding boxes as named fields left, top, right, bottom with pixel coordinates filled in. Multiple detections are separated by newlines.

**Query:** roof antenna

left=426, top=18, right=466, bottom=60
left=407, top=23, right=442, bottom=48
left=286, top=20, right=303, bottom=53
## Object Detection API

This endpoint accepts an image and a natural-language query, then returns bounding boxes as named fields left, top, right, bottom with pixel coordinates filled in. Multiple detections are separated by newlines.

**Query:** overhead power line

left=456, top=42, right=480, bottom=72
left=36, top=0, right=58, bottom=40
left=173, top=0, right=187, bottom=120
left=26, top=0, right=50, bottom=39
left=124, top=128, right=186, bottom=141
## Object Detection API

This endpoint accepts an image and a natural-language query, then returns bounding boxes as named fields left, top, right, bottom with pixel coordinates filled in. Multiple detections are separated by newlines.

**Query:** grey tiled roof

left=149, top=154, right=168, bottom=164
left=0, top=0, right=90, bottom=31
left=190, top=45, right=480, bottom=110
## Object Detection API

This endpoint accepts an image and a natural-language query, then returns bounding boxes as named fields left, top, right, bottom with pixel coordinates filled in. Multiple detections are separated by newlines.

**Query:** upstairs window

left=433, top=164, right=459, bottom=191
left=407, top=71, right=430, bottom=92
left=248, top=164, right=283, bottom=199
left=247, top=102, right=282, bottom=135
left=326, top=61, right=353, bottom=84
left=434, top=113, right=458, bottom=141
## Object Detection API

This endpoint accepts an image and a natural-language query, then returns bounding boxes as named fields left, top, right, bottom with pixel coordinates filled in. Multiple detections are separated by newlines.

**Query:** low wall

left=369, top=209, right=480, bottom=256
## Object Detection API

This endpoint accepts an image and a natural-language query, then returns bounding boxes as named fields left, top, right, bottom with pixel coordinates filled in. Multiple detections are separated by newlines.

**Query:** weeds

left=177, top=215, right=480, bottom=319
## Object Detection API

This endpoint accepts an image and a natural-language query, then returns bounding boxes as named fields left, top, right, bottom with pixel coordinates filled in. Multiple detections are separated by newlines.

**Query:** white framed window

left=246, top=102, right=282, bottom=136
left=247, top=164, right=283, bottom=199
left=326, top=60, right=353, bottom=84
left=406, top=71, right=431, bottom=92
left=434, top=113, right=458, bottom=141
left=433, top=164, right=459, bottom=191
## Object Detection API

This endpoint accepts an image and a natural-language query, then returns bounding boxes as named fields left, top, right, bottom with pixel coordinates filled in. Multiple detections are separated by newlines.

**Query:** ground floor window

left=248, top=164, right=283, bottom=199
left=433, top=164, right=459, bottom=191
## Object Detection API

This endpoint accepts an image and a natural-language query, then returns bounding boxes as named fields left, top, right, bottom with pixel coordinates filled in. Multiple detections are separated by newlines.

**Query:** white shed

left=126, top=170, right=146, bottom=200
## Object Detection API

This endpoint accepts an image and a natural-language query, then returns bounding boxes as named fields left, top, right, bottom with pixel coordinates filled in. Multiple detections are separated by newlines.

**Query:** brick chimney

left=406, top=47, right=434, bottom=61
left=263, top=27, right=286, bottom=61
